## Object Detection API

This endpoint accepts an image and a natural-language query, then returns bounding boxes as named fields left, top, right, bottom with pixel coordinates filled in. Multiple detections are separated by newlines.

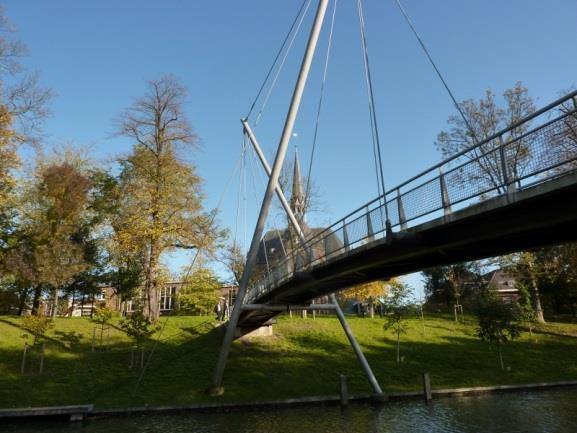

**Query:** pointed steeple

left=290, top=148, right=306, bottom=226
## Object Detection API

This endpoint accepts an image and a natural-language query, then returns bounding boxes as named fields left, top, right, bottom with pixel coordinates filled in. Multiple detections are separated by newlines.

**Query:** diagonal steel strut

left=211, top=0, right=329, bottom=394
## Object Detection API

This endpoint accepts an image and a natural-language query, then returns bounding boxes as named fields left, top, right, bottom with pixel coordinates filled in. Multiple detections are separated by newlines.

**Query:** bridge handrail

left=246, top=90, right=577, bottom=302
left=391, top=89, right=577, bottom=192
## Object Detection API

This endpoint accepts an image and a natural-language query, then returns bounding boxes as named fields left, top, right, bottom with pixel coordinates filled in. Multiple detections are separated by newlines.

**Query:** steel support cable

left=392, top=0, right=479, bottom=145
left=357, top=0, right=389, bottom=220
left=233, top=136, right=248, bottom=249
left=357, top=4, right=382, bottom=201
left=246, top=0, right=310, bottom=119
left=305, top=0, right=338, bottom=202
left=181, top=148, right=245, bottom=283
left=253, top=0, right=313, bottom=128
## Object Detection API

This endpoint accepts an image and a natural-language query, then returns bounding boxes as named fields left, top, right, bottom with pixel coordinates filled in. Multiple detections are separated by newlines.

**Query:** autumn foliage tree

left=339, top=280, right=387, bottom=318
left=22, top=157, right=93, bottom=316
left=114, top=76, right=221, bottom=321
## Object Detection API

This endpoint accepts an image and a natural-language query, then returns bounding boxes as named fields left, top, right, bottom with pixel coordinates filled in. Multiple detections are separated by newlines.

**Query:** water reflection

left=3, top=388, right=577, bottom=433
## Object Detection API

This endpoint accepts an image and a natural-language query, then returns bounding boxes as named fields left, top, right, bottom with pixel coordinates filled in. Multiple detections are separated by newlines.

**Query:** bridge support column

left=330, top=294, right=384, bottom=396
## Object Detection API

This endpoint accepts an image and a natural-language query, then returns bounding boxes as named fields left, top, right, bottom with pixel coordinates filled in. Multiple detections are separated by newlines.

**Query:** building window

left=159, top=286, right=176, bottom=312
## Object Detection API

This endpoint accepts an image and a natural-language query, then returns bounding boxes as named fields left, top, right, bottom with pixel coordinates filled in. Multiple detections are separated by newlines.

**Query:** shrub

left=21, top=315, right=54, bottom=345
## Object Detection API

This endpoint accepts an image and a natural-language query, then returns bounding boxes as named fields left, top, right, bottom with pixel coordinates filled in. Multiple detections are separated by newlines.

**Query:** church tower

left=290, top=149, right=307, bottom=229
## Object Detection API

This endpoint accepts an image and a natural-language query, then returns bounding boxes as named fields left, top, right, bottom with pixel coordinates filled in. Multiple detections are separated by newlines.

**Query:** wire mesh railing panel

left=344, top=212, right=370, bottom=246
left=444, top=148, right=502, bottom=204
left=368, top=205, right=385, bottom=235
left=385, top=197, right=400, bottom=227
left=399, top=177, right=442, bottom=223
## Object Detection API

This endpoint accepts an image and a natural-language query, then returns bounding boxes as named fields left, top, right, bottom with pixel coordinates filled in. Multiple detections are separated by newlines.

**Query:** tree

left=422, top=262, right=481, bottom=315
left=31, top=159, right=92, bottom=316
left=0, top=106, right=18, bottom=241
left=551, top=91, right=577, bottom=171
left=517, top=282, right=537, bottom=336
left=114, top=76, right=222, bottom=321
left=9, top=155, right=94, bottom=317
left=534, top=242, right=577, bottom=317
left=177, top=267, right=220, bottom=316
left=0, top=7, right=51, bottom=265
left=436, top=82, right=535, bottom=194
left=21, top=315, right=53, bottom=345
left=222, top=242, right=245, bottom=286
left=339, top=280, right=388, bottom=318
left=476, top=290, right=521, bottom=370
left=0, top=6, right=51, bottom=149
left=119, top=311, right=159, bottom=355
left=382, top=282, right=414, bottom=364
left=499, top=252, right=545, bottom=323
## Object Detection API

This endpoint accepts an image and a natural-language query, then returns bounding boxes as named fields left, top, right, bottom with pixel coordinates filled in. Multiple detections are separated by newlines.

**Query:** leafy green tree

left=177, top=267, right=220, bottom=316
left=93, top=306, right=115, bottom=347
left=476, top=291, right=521, bottom=370
left=499, top=252, right=545, bottom=323
left=113, top=76, right=222, bottom=321
left=22, top=158, right=93, bottom=317
left=517, top=282, right=537, bottom=336
left=119, top=311, right=159, bottom=349
left=382, top=282, right=414, bottom=364
left=21, top=315, right=53, bottom=345
left=422, top=262, right=481, bottom=314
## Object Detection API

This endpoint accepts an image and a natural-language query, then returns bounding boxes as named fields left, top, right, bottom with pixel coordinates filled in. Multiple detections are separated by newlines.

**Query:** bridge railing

left=246, top=91, right=577, bottom=303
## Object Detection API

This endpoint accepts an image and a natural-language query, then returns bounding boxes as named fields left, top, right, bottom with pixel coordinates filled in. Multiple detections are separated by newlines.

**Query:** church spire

left=291, top=148, right=306, bottom=226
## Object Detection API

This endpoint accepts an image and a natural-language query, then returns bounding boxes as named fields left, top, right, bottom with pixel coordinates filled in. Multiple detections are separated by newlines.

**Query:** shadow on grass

left=0, top=320, right=225, bottom=409
left=2, top=317, right=577, bottom=410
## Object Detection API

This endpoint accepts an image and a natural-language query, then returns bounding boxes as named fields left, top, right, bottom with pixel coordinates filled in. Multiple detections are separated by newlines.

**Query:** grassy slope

left=0, top=314, right=576, bottom=409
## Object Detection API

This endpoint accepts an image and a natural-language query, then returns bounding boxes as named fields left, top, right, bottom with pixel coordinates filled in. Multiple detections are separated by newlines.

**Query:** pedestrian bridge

left=238, top=91, right=577, bottom=333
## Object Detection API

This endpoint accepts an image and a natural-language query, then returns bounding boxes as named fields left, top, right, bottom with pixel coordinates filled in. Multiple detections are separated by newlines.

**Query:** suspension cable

left=253, top=0, right=313, bottom=127
left=305, top=0, right=338, bottom=202
left=233, top=136, right=248, bottom=249
left=357, top=0, right=389, bottom=220
left=246, top=0, right=310, bottom=119
left=393, top=0, right=479, bottom=144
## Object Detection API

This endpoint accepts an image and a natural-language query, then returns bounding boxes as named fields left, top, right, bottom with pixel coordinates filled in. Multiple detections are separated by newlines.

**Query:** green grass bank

left=1, top=314, right=576, bottom=409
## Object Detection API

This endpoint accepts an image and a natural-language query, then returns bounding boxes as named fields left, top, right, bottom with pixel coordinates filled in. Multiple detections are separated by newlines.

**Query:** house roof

left=483, top=269, right=518, bottom=293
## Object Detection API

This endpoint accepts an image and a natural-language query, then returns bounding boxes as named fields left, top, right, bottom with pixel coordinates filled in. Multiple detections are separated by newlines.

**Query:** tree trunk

left=498, top=345, right=504, bottom=370
left=51, top=288, right=59, bottom=318
left=17, top=289, right=30, bottom=316
left=145, top=239, right=160, bottom=321
left=528, top=273, right=545, bottom=323
left=31, top=286, right=42, bottom=316
left=396, top=327, right=401, bottom=364
left=368, top=297, right=375, bottom=319
left=524, top=257, right=545, bottom=323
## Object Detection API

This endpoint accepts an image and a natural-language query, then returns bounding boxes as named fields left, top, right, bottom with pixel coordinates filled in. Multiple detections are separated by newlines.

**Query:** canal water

left=3, top=388, right=577, bottom=433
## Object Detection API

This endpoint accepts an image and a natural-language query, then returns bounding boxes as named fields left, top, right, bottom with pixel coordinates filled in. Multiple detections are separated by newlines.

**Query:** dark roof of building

left=256, top=226, right=343, bottom=266
left=483, top=269, right=518, bottom=292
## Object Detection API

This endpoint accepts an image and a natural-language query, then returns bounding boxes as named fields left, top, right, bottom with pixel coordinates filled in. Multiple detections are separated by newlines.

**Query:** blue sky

left=5, top=0, right=577, bottom=294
